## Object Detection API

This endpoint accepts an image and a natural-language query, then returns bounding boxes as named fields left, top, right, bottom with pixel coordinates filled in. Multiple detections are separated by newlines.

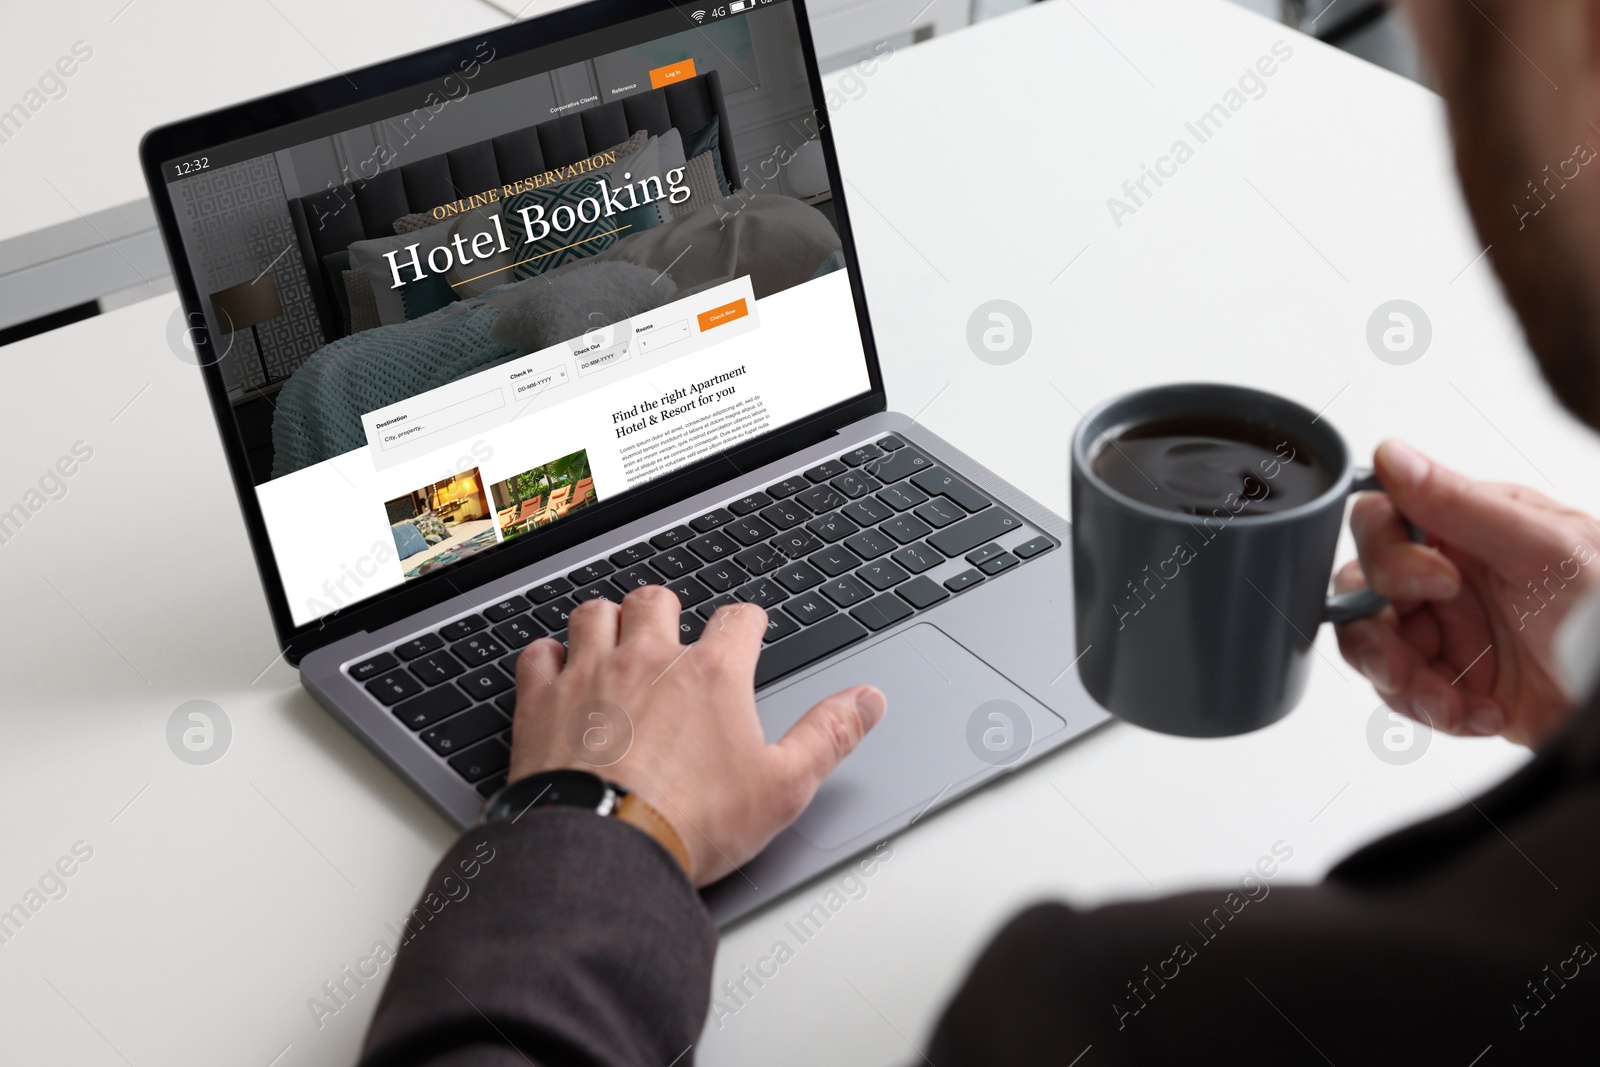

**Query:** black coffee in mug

left=1091, top=415, right=1336, bottom=517
left=1071, top=385, right=1408, bottom=738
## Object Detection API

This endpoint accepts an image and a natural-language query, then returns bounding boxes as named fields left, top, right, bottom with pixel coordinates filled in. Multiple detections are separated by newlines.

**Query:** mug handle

left=1324, top=470, right=1427, bottom=625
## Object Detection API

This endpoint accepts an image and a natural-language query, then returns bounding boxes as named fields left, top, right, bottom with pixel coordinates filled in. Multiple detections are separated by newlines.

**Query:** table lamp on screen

left=209, top=275, right=284, bottom=389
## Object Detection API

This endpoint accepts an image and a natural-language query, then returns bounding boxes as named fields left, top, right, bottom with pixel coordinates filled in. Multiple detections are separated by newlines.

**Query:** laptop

left=141, top=0, right=1106, bottom=925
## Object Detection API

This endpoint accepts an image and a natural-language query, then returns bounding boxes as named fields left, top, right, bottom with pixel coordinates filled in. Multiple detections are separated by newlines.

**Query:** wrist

left=481, top=770, right=693, bottom=880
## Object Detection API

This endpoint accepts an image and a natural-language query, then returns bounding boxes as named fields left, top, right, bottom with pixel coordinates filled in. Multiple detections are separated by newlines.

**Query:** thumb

left=1375, top=440, right=1571, bottom=576
left=772, top=685, right=887, bottom=808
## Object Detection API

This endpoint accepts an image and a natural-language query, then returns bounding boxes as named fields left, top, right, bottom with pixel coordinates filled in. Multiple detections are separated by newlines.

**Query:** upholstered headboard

left=287, top=71, right=737, bottom=343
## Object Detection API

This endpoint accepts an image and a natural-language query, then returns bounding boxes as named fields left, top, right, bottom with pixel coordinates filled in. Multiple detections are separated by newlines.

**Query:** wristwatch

left=479, top=769, right=692, bottom=877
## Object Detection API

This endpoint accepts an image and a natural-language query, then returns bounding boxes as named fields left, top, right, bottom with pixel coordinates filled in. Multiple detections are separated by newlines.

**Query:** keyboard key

left=897, top=576, right=951, bottom=610
left=808, top=545, right=861, bottom=578
left=568, top=561, right=616, bottom=584
left=877, top=484, right=929, bottom=511
left=691, top=508, right=735, bottom=533
left=458, top=665, right=514, bottom=701
left=841, top=444, right=884, bottom=467
left=807, top=513, right=860, bottom=543
left=483, top=596, right=530, bottom=624
left=477, top=773, right=509, bottom=798
left=530, top=597, right=578, bottom=631
left=1015, top=536, right=1057, bottom=560
left=805, top=460, right=849, bottom=482
left=699, top=562, right=747, bottom=593
left=766, top=477, right=810, bottom=499
left=527, top=578, right=574, bottom=605
left=651, top=526, right=694, bottom=550
left=864, top=446, right=933, bottom=484
left=665, top=575, right=713, bottom=608
left=679, top=612, right=707, bottom=643
left=609, top=543, right=654, bottom=567
left=877, top=435, right=906, bottom=451
left=498, top=652, right=521, bottom=677
left=775, top=561, right=826, bottom=593
left=911, top=467, right=993, bottom=513
left=980, top=552, right=1021, bottom=576
left=350, top=652, right=397, bottom=682
left=393, top=685, right=470, bottom=730
left=697, top=592, right=740, bottom=619
left=613, top=563, right=665, bottom=590
left=734, top=543, right=784, bottom=575
left=843, top=528, right=896, bottom=561
left=763, top=611, right=802, bottom=643
left=730, top=491, right=773, bottom=515
left=737, top=577, right=789, bottom=609
left=966, top=543, right=1007, bottom=567
left=928, top=508, right=1023, bottom=557
left=821, top=573, right=872, bottom=607
left=892, top=542, right=943, bottom=574
left=367, top=671, right=423, bottom=706
left=423, top=705, right=505, bottom=755
left=493, top=615, right=545, bottom=649
left=771, top=529, right=825, bottom=558
left=756, top=615, right=869, bottom=686
left=882, top=515, right=932, bottom=544
left=395, top=633, right=444, bottom=661
left=945, top=569, right=985, bottom=594
left=913, top=498, right=964, bottom=528
left=831, top=472, right=881, bottom=499
left=410, top=650, right=466, bottom=685
left=852, top=593, right=915, bottom=631
left=795, top=486, right=848, bottom=515
left=785, top=592, right=838, bottom=625
left=652, top=549, right=698, bottom=578
left=842, top=496, right=894, bottom=526
left=688, top=531, right=739, bottom=562
left=440, top=616, right=489, bottom=641
left=725, top=515, right=777, bottom=545
left=495, top=690, right=518, bottom=715
left=759, top=500, right=807, bottom=530
left=448, top=737, right=509, bottom=783
left=857, top=559, right=911, bottom=591
left=572, top=579, right=624, bottom=604
left=452, top=634, right=507, bottom=665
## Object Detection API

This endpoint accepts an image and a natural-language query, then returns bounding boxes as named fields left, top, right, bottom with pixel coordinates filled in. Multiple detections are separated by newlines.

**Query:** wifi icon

left=692, top=9, right=707, bottom=21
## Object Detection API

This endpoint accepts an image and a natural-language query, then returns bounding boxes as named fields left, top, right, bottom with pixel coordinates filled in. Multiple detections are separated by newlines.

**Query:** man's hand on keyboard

left=507, top=586, right=887, bottom=886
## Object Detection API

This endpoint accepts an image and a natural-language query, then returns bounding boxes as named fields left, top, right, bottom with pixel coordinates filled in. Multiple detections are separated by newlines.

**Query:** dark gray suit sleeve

left=360, top=808, right=715, bottom=1067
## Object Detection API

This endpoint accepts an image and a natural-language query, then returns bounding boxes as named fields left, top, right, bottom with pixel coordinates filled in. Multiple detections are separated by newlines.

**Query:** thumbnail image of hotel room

left=387, top=469, right=500, bottom=577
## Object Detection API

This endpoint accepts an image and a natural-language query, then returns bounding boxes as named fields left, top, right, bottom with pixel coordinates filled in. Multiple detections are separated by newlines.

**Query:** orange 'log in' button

left=698, top=299, right=749, bottom=333
left=648, top=59, right=697, bottom=89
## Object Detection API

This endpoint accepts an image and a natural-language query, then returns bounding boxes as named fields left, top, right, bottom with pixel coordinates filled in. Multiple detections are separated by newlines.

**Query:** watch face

left=535, top=769, right=610, bottom=810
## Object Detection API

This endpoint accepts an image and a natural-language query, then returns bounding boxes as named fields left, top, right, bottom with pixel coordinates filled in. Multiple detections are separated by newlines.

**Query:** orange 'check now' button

left=649, top=59, right=697, bottom=89
left=698, top=299, right=749, bottom=332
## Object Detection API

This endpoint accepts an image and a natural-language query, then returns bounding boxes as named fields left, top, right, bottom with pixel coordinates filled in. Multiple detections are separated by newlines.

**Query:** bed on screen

left=272, top=72, right=844, bottom=477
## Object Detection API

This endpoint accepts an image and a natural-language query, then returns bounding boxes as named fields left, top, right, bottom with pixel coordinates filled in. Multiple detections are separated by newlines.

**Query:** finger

left=696, top=602, right=769, bottom=678
left=564, top=598, right=620, bottom=664
left=1373, top=440, right=1578, bottom=577
left=617, top=584, right=682, bottom=647
left=1336, top=610, right=1412, bottom=695
left=1350, top=493, right=1461, bottom=600
left=770, top=685, right=887, bottom=813
left=517, top=637, right=565, bottom=691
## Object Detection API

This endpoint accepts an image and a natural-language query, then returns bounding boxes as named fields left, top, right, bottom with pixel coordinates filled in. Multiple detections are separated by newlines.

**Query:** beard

left=1437, top=28, right=1600, bottom=430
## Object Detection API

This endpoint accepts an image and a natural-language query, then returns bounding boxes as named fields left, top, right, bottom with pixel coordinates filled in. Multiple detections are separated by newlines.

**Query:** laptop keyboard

left=345, top=435, right=1057, bottom=799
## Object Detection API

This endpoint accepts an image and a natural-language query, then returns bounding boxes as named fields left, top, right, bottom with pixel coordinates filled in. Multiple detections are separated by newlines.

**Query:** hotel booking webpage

left=159, top=0, right=871, bottom=626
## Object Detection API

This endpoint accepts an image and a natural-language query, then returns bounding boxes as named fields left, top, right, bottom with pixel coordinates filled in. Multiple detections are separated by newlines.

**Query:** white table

left=1, top=1, right=1588, bottom=1064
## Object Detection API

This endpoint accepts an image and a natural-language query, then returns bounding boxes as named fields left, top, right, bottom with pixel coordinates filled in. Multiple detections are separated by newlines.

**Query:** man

left=360, top=1, right=1600, bottom=1062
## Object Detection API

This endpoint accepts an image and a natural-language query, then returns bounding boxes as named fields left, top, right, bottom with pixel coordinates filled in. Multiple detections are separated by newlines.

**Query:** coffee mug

left=1070, top=383, right=1408, bottom=737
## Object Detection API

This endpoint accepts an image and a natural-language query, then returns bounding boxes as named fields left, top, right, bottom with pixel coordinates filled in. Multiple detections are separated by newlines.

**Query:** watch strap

left=616, top=792, right=693, bottom=879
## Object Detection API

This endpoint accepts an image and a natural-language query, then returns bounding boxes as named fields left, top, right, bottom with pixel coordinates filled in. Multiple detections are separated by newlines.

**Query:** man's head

left=1405, top=0, right=1600, bottom=426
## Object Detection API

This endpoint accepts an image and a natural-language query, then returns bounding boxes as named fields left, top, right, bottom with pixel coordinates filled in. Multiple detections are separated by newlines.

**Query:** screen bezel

left=139, top=0, right=886, bottom=665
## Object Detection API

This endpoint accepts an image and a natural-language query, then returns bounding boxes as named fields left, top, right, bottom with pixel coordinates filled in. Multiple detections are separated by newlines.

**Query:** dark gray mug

left=1070, top=383, right=1396, bottom=737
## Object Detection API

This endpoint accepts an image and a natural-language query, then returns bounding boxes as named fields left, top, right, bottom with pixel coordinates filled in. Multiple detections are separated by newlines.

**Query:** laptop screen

left=155, top=0, right=871, bottom=629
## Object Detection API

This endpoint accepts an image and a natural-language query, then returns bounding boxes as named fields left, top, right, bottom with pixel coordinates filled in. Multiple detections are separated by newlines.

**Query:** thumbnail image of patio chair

left=544, top=485, right=575, bottom=519
left=572, top=478, right=596, bottom=507
left=498, top=507, right=517, bottom=530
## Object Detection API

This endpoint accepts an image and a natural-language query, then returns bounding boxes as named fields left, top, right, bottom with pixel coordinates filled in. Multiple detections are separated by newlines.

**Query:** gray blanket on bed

left=270, top=194, right=843, bottom=477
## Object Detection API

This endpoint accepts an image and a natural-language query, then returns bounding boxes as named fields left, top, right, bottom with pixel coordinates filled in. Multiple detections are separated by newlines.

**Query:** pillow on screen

left=342, top=269, right=382, bottom=334
left=393, top=211, right=438, bottom=235
left=672, top=152, right=725, bottom=218
left=444, top=207, right=517, bottom=298
left=681, top=117, right=732, bottom=196
left=348, top=218, right=458, bottom=325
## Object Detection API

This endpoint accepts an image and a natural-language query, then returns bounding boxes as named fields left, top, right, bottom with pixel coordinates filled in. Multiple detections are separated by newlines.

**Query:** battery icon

left=729, top=0, right=752, bottom=11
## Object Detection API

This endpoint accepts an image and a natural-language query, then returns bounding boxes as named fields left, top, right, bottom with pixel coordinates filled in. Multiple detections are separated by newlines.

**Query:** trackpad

left=757, top=624, right=1065, bottom=851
